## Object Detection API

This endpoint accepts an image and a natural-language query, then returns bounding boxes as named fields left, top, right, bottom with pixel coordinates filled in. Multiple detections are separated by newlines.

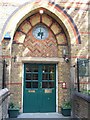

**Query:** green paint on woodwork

left=23, top=64, right=56, bottom=113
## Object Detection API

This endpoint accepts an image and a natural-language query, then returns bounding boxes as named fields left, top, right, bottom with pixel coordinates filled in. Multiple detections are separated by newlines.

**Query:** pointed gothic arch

left=1, top=1, right=81, bottom=45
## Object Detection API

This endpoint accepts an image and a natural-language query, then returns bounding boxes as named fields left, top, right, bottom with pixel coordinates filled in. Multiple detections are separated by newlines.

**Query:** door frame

left=22, top=62, right=58, bottom=113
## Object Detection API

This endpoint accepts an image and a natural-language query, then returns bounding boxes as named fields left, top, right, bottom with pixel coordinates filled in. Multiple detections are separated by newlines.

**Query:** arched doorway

left=13, top=10, right=66, bottom=112
left=1, top=1, right=81, bottom=113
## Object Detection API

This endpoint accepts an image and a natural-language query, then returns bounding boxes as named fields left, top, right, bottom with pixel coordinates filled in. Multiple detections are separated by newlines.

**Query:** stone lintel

left=17, top=57, right=64, bottom=63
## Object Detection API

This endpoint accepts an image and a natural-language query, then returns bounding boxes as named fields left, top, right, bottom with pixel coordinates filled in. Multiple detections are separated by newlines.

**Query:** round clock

left=32, top=24, right=48, bottom=40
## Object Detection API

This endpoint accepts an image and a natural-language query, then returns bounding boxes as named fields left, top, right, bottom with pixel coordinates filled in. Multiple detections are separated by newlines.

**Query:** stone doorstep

left=17, top=113, right=71, bottom=118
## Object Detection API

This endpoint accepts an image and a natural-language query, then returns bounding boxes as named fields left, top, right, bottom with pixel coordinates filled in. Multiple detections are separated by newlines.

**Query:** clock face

left=32, top=24, right=48, bottom=40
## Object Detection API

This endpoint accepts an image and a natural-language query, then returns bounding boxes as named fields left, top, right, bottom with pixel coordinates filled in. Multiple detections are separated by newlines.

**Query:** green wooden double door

left=23, top=64, right=56, bottom=113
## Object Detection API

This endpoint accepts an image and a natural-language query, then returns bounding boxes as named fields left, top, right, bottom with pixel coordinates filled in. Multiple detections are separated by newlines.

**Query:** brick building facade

left=0, top=0, right=89, bottom=116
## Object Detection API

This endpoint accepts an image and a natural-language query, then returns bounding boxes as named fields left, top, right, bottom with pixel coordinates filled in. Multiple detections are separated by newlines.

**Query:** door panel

left=23, top=64, right=56, bottom=113
left=41, top=89, right=55, bottom=112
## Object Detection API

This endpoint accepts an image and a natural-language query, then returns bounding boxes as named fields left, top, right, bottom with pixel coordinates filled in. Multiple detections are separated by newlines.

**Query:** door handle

left=40, top=82, right=42, bottom=88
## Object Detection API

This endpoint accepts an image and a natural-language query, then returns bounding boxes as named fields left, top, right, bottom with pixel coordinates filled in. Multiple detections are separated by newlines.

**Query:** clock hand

left=40, top=28, right=41, bottom=32
left=39, top=28, right=43, bottom=39
left=38, top=28, right=41, bottom=36
left=41, top=32, right=43, bottom=39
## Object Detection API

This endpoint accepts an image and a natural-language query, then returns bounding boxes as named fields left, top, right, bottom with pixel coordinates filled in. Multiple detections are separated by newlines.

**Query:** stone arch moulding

left=1, top=0, right=81, bottom=45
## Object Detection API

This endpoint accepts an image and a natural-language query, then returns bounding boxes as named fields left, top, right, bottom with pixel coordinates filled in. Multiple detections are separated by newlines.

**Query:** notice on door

left=45, top=89, right=52, bottom=93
